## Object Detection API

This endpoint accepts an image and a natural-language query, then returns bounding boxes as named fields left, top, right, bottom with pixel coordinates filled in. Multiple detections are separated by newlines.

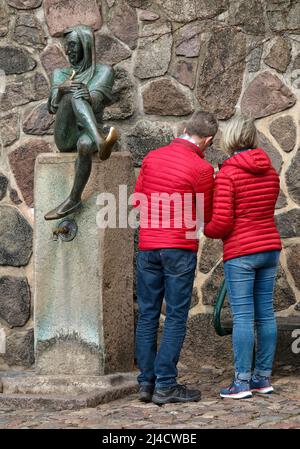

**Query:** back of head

left=185, top=110, right=218, bottom=138
left=221, top=115, right=271, bottom=174
left=221, top=115, right=257, bottom=155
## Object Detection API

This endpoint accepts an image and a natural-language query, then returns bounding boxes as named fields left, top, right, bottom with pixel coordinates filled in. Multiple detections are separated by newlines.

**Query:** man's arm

left=204, top=170, right=235, bottom=239
left=193, top=164, right=214, bottom=224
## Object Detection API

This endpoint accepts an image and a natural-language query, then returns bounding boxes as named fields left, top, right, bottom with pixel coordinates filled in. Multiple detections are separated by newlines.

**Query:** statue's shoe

left=44, top=197, right=82, bottom=221
left=99, top=126, right=118, bottom=161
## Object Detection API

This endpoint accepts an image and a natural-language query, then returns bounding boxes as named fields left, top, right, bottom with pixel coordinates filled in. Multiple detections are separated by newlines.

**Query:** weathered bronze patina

left=44, top=25, right=118, bottom=221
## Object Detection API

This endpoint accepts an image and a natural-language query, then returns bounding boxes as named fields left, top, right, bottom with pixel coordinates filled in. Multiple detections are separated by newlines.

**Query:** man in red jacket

left=133, top=110, right=218, bottom=405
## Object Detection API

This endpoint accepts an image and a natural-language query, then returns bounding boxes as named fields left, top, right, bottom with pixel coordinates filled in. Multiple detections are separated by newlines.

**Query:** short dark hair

left=185, top=110, right=218, bottom=137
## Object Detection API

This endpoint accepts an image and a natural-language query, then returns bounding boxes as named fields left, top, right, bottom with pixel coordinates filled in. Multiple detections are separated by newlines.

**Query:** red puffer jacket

left=204, top=148, right=282, bottom=261
left=134, top=138, right=214, bottom=251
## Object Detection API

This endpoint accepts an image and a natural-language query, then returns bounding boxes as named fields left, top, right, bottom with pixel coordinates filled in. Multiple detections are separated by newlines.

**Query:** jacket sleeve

left=193, top=164, right=214, bottom=224
left=134, top=163, right=145, bottom=194
left=132, top=157, right=147, bottom=208
left=204, top=170, right=235, bottom=239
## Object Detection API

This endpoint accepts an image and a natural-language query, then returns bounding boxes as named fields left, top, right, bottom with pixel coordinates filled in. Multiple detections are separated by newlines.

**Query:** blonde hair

left=221, top=115, right=257, bottom=155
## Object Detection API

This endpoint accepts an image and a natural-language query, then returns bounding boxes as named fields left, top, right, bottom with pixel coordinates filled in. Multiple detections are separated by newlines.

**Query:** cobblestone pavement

left=0, top=369, right=299, bottom=429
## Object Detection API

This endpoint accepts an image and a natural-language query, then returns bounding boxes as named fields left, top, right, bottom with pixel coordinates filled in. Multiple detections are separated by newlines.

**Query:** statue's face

left=65, top=33, right=84, bottom=66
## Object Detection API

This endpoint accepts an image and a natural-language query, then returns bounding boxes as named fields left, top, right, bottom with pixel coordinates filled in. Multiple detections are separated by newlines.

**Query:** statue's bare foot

left=99, top=127, right=118, bottom=161
left=44, top=196, right=82, bottom=221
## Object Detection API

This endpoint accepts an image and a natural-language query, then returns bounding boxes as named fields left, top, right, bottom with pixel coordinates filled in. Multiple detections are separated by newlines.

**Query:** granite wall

left=0, top=0, right=299, bottom=371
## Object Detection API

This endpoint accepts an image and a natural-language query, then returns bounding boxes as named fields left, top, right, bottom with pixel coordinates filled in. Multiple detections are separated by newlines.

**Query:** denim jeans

left=136, top=249, right=197, bottom=389
left=224, top=250, right=280, bottom=381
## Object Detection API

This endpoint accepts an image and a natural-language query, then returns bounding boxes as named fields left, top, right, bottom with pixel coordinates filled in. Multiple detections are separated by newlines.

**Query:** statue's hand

left=58, top=80, right=73, bottom=95
left=69, top=82, right=91, bottom=103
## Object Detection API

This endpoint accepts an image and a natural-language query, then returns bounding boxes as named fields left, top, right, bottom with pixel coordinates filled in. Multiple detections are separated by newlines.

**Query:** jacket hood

left=221, top=148, right=272, bottom=174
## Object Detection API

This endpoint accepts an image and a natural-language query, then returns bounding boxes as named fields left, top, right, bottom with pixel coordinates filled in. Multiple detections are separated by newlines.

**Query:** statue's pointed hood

left=64, top=25, right=96, bottom=84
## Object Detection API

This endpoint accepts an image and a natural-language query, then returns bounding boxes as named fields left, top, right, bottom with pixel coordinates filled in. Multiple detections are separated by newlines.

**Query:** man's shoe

left=250, top=375, right=274, bottom=394
left=152, top=384, right=201, bottom=405
left=139, top=385, right=154, bottom=403
left=220, top=378, right=253, bottom=399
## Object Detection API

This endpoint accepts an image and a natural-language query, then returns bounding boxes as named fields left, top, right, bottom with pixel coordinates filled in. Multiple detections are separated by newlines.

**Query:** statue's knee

left=78, top=136, right=93, bottom=156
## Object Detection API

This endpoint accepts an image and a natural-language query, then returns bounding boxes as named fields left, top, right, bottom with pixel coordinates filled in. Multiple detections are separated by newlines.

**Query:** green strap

left=213, top=279, right=232, bottom=336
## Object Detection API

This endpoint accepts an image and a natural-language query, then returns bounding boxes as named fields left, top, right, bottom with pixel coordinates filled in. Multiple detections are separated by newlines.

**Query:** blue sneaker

left=250, top=375, right=274, bottom=394
left=220, top=378, right=253, bottom=399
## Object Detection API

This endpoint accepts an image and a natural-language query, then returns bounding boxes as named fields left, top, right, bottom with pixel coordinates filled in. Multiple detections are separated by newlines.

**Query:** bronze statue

left=44, top=25, right=118, bottom=220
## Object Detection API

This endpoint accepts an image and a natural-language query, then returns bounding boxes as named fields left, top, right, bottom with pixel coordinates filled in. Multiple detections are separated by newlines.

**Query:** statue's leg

left=53, top=94, right=80, bottom=152
left=44, top=134, right=95, bottom=220
left=70, top=134, right=95, bottom=202
left=71, top=97, right=118, bottom=161
left=71, top=97, right=103, bottom=152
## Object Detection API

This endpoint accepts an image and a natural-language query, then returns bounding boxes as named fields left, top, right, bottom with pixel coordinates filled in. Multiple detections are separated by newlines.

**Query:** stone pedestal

left=34, top=152, right=135, bottom=376
left=0, top=371, right=138, bottom=411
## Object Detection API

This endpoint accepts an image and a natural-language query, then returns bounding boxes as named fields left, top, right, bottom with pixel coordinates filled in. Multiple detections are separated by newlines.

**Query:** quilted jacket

left=134, top=138, right=214, bottom=251
left=204, top=148, right=282, bottom=261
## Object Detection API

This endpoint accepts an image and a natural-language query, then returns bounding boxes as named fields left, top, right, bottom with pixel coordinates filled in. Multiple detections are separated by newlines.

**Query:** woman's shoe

left=220, top=378, right=253, bottom=399
left=250, top=375, right=274, bottom=394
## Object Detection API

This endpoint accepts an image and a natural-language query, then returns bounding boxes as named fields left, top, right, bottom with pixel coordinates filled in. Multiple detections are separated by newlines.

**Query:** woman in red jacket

left=205, top=116, right=282, bottom=399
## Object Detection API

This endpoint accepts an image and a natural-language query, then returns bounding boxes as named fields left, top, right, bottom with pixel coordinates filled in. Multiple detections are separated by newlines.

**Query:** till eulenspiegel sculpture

left=44, top=25, right=118, bottom=221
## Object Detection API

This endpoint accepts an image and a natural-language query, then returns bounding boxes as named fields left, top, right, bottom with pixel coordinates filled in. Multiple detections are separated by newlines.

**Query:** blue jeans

left=224, top=250, right=280, bottom=381
left=136, top=249, right=197, bottom=389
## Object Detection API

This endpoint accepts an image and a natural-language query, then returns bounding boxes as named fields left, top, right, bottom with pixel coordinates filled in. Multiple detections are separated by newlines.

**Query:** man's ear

left=205, top=136, right=213, bottom=146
